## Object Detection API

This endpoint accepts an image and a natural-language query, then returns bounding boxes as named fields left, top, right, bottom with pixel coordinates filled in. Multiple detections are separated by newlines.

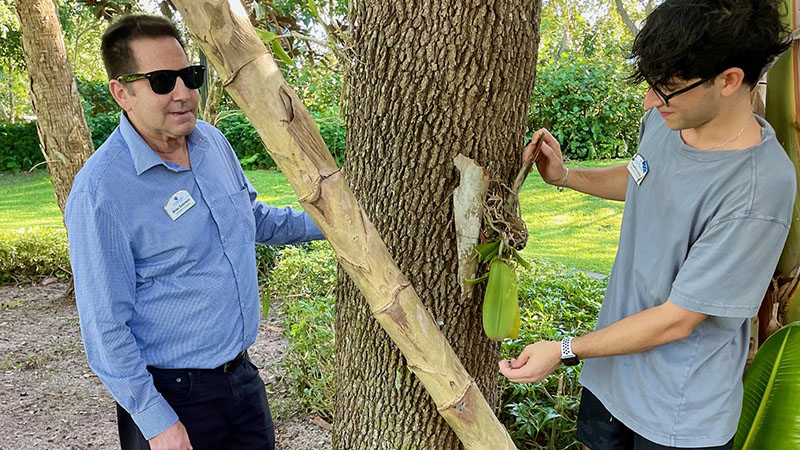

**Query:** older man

left=65, top=15, right=323, bottom=450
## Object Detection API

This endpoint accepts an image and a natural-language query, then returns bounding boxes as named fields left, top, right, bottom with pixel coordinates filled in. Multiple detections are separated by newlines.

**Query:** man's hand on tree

left=523, top=128, right=567, bottom=187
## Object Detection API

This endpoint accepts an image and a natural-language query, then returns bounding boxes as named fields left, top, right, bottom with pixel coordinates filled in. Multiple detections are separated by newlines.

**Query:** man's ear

left=109, top=79, right=133, bottom=111
left=718, top=68, right=747, bottom=98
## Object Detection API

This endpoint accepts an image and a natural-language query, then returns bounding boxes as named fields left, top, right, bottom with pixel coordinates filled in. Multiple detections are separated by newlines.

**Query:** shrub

left=265, top=241, right=336, bottom=420
left=0, top=121, right=42, bottom=173
left=530, top=54, right=644, bottom=160
left=217, top=112, right=346, bottom=170
left=86, top=112, right=121, bottom=150
left=76, top=78, right=119, bottom=116
left=314, top=113, right=346, bottom=167
left=216, top=112, right=276, bottom=170
left=0, top=228, right=71, bottom=283
left=0, top=112, right=120, bottom=173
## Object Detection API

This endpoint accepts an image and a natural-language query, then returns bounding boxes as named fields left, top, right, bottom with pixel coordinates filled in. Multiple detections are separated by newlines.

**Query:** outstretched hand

left=498, top=341, right=562, bottom=384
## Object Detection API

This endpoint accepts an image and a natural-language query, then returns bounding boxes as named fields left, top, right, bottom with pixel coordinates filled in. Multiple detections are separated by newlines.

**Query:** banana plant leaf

left=734, top=321, right=800, bottom=449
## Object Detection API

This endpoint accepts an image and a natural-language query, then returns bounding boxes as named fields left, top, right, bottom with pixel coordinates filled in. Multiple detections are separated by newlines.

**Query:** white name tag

left=164, top=190, right=196, bottom=221
left=627, top=153, right=649, bottom=185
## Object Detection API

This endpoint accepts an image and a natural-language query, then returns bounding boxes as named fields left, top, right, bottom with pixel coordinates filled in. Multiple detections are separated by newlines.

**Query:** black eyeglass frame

left=116, top=65, right=206, bottom=95
left=648, top=73, right=718, bottom=107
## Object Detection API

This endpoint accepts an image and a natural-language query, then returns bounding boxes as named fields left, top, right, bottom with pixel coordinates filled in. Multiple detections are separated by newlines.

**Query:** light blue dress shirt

left=65, top=113, right=323, bottom=439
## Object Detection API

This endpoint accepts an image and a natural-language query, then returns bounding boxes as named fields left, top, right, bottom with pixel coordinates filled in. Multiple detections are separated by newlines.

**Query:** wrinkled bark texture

left=15, top=0, right=94, bottom=216
left=335, top=1, right=542, bottom=449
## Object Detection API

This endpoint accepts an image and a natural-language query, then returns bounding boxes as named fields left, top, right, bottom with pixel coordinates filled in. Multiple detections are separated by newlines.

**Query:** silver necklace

left=709, top=114, right=755, bottom=150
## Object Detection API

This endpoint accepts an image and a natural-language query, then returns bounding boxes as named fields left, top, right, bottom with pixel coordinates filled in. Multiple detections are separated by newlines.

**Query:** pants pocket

left=150, top=369, right=194, bottom=403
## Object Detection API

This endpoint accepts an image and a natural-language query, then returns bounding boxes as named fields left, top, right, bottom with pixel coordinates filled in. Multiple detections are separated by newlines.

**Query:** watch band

left=561, top=337, right=580, bottom=366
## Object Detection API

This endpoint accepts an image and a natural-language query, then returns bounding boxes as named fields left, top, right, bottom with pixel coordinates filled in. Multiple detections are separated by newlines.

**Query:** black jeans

left=577, top=388, right=733, bottom=450
left=117, top=358, right=274, bottom=450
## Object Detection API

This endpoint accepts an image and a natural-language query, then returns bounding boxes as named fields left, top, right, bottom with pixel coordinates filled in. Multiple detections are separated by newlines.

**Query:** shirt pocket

left=227, top=186, right=256, bottom=243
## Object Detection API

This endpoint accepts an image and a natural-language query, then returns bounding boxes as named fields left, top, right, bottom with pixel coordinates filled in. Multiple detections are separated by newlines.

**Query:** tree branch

left=614, top=0, right=639, bottom=37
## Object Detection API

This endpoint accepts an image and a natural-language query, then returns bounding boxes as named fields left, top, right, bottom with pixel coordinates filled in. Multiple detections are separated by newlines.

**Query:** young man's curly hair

left=630, top=0, right=792, bottom=90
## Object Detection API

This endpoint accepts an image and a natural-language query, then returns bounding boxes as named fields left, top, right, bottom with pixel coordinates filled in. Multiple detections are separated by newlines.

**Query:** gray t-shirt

left=580, top=109, right=796, bottom=447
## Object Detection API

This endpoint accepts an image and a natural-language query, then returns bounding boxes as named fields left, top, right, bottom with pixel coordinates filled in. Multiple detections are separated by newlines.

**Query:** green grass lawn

left=0, top=161, right=625, bottom=273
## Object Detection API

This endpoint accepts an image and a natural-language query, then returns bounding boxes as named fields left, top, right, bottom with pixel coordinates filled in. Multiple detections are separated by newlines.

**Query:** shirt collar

left=118, top=111, right=210, bottom=176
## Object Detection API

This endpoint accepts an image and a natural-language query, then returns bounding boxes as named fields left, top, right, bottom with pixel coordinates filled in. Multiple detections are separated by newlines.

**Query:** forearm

left=572, top=301, right=706, bottom=359
left=254, top=203, right=325, bottom=244
left=561, top=163, right=629, bottom=201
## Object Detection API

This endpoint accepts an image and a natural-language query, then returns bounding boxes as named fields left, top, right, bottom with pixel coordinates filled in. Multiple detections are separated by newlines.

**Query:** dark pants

left=577, top=389, right=733, bottom=450
left=117, top=358, right=274, bottom=450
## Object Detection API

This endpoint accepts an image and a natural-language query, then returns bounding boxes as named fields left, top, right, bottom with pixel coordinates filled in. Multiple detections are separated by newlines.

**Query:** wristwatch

left=560, top=337, right=580, bottom=366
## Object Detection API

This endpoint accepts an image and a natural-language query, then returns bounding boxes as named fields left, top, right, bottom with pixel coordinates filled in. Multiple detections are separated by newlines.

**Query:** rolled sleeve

left=66, top=190, right=178, bottom=439
left=669, top=216, right=790, bottom=318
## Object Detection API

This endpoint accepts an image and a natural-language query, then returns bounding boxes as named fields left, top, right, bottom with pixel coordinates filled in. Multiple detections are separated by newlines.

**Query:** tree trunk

left=335, top=2, right=542, bottom=449
left=15, top=0, right=94, bottom=216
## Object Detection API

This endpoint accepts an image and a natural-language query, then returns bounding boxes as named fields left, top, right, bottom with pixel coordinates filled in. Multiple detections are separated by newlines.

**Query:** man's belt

left=213, top=350, right=248, bottom=373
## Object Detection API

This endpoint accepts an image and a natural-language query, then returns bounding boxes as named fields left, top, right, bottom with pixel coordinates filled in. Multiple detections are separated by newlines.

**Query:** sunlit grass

left=0, top=160, right=626, bottom=273
left=0, top=171, right=64, bottom=231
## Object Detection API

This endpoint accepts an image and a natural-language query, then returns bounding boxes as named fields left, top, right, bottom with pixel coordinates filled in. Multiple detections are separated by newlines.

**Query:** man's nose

left=171, top=76, right=191, bottom=100
left=643, top=87, right=664, bottom=109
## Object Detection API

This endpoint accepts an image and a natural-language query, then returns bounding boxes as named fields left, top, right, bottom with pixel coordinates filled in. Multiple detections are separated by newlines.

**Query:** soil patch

left=0, top=282, right=331, bottom=449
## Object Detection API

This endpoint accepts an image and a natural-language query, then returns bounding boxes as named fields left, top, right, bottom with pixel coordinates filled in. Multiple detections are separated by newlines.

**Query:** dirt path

left=0, top=282, right=331, bottom=449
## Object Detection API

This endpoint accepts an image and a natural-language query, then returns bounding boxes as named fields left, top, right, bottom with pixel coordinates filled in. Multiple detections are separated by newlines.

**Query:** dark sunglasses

left=648, top=73, right=718, bottom=107
left=117, top=65, right=205, bottom=95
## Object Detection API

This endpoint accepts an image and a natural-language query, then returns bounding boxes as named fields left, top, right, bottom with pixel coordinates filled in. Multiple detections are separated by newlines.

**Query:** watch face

left=562, top=356, right=580, bottom=367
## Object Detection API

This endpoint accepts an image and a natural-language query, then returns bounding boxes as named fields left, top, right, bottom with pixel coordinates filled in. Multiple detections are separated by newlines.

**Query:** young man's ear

left=718, top=68, right=746, bottom=98
left=109, top=79, right=133, bottom=111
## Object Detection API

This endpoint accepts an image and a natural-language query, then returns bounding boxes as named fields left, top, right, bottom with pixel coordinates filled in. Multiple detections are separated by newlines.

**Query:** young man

left=65, top=15, right=323, bottom=450
left=499, top=1, right=794, bottom=449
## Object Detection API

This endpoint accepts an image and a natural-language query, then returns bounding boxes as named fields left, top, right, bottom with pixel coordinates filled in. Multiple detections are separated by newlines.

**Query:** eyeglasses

left=117, top=65, right=206, bottom=95
left=648, top=74, right=718, bottom=107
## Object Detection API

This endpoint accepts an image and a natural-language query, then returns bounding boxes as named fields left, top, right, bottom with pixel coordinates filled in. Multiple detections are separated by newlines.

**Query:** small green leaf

left=271, top=40, right=295, bottom=66
left=474, top=240, right=501, bottom=263
left=512, top=249, right=531, bottom=271
left=255, top=29, right=277, bottom=44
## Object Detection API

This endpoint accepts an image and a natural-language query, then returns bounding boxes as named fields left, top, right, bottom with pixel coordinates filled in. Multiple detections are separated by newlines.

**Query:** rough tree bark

left=15, top=0, right=94, bottom=215
left=335, top=2, right=542, bottom=449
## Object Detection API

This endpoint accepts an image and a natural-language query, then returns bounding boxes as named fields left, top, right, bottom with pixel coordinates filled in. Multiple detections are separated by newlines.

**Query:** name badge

left=165, top=190, right=196, bottom=221
left=627, top=153, right=649, bottom=185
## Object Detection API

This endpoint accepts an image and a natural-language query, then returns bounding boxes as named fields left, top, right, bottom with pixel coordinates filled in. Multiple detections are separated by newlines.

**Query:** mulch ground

left=0, top=282, right=331, bottom=449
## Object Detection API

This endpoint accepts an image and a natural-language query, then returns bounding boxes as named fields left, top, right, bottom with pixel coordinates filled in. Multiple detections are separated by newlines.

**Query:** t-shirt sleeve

left=669, top=216, right=790, bottom=318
